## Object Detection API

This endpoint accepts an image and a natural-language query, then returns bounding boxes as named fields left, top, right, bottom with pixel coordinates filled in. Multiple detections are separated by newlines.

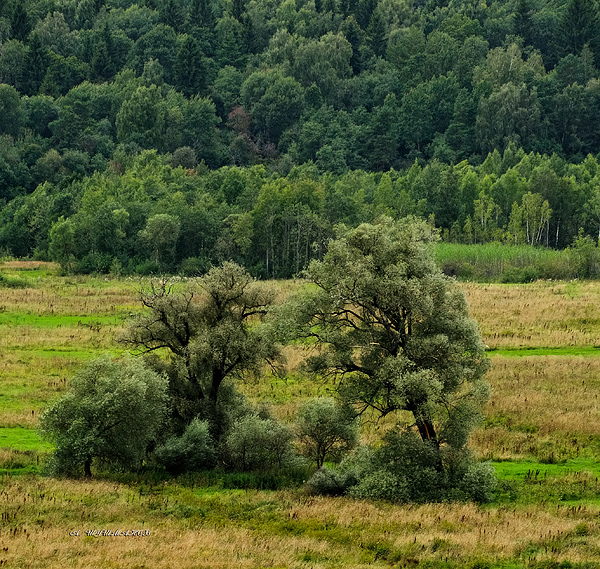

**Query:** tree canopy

left=121, top=262, right=281, bottom=435
left=0, top=0, right=600, bottom=271
left=293, top=217, right=492, bottom=500
left=299, top=217, right=489, bottom=447
left=39, top=356, right=169, bottom=477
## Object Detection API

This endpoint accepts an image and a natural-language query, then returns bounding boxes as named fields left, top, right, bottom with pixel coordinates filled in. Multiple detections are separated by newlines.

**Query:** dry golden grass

left=0, top=261, right=58, bottom=270
left=0, top=280, right=139, bottom=316
left=1, top=478, right=600, bottom=568
left=0, top=326, right=118, bottom=351
left=461, top=281, right=600, bottom=349
left=471, top=356, right=600, bottom=460
left=6, top=275, right=600, bottom=567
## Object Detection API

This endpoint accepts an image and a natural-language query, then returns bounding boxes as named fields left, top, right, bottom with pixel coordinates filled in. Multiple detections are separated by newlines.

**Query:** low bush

left=154, top=418, right=216, bottom=475
left=225, top=414, right=299, bottom=471
left=0, top=272, right=29, bottom=288
left=296, top=398, right=359, bottom=468
left=74, top=252, right=112, bottom=274
left=305, top=466, right=358, bottom=496
left=307, top=430, right=496, bottom=504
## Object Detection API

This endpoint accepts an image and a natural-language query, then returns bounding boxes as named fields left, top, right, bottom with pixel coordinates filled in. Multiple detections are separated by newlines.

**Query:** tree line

left=1, top=147, right=600, bottom=278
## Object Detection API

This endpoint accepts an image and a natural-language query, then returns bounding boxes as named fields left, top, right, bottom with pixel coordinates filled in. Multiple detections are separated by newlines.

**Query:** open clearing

left=2, top=264, right=600, bottom=568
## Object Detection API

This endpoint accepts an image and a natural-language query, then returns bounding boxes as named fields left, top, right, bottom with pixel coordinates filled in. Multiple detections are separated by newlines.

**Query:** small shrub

left=296, top=398, right=359, bottom=468
left=109, top=257, right=124, bottom=276
left=74, top=252, right=112, bottom=274
left=305, top=466, right=357, bottom=496
left=574, top=523, right=589, bottom=537
left=39, top=356, right=169, bottom=477
left=179, top=256, right=209, bottom=276
left=225, top=414, right=297, bottom=471
left=135, top=259, right=161, bottom=275
left=0, top=273, right=28, bottom=288
left=154, top=418, right=216, bottom=475
left=310, top=431, right=496, bottom=504
left=348, top=470, right=410, bottom=502
left=440, top=260, right=474, bottom=280
left=500, top=266, right=539, bottom=283
left=457, top=462, right=497, bottom=503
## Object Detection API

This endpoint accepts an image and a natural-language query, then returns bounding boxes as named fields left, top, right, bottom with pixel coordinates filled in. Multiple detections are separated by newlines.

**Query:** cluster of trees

left=3, top=148, right=600, bottom=278
left=3, top=0, right=600, bottom=198
left=40, top=218, right=494, bottom=503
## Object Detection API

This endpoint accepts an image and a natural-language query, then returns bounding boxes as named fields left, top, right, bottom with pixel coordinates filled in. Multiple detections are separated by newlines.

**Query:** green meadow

left=3, top=263, right=600, bottom=568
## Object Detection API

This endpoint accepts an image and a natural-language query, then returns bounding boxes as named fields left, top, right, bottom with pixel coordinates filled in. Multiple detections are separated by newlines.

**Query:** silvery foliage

left=296, top=217, right=493, bottom=501
left=39, top=356, right=169, bottom=476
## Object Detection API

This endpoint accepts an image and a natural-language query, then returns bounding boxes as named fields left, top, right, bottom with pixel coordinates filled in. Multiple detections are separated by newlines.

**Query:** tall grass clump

left=436, top=243, right=589, bottom=282
left=0, top=272, right=30, bottom=288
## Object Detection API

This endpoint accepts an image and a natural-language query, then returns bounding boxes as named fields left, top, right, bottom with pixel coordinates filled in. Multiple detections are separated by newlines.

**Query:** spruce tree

left=556, top=0, right=600, bottom=60
left=513, top=0, right=534, bottom=47
left=23, top=35, right=48, bottom=96
left=174, top=35, right=207, bottom=96
left=342, top=16, right=364, bottom=73
left=91, top=25, right=116, bottom=81
left=11, top=4, right=31, bottom=41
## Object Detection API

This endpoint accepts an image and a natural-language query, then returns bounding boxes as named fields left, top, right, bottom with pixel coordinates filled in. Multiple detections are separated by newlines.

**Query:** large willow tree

left=296, top=217, right=493, bottom=501
left=121, top=262, right=280, bottom=438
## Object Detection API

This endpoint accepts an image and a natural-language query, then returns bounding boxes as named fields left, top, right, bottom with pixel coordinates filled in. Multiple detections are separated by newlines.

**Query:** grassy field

left=3, top=264, right=600, bottom=568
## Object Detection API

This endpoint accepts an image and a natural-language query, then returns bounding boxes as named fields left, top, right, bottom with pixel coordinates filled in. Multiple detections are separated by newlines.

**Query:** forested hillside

left=2, top=0, right=600, bottom=274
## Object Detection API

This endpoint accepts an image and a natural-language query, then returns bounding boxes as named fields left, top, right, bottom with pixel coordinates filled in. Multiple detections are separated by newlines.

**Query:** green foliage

left=0, top=272, right=29, bottom=288
left=569, top=230, right=600, bottom=279
left=39, top=356, right=169, bottom=477
left=122, top=262, right=281, bottom=437
left=225, top=413, right=298, bottom=471
left=4, top=0, right=600, bottom=278
left=153, top=418, right=216, bottom=474
left=294, top=217, right=492, bottom=501
left=296, top=397, right=359, bottom=468
left=305, top=465, right=358, bottom=496
left=138, top=213, right=180, bottom=269
left=436, top=242, right=576, bottom=281
left=0, top=84, right=24, bottom=137
left=313, top=430, right=496, bottom=503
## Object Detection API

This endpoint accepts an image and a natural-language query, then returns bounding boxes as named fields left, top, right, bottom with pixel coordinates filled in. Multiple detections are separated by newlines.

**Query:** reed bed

left=436, top=243, right=578, bottom=281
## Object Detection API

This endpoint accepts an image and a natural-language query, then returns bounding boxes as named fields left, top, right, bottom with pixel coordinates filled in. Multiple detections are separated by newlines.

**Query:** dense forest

left=2, top=0, right=600, bottom=275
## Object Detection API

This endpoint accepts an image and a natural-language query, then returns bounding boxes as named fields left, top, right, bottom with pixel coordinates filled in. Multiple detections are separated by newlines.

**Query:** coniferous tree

left=189, top=0, right=215, bottom=29
left=174, top=35, right=207, bottom=96
left=513, top=0, right=534, bottom=47
left=341, top=16, right=364, bottom=74
left=23, top=35, right=49, bottom=96
left=232, top=0, right=246, bottom=21
left=356, top=0, right=376, bottom=29
left=91, top=25, right=117, bottom=81
left=161, top=0, right=183, bottom=32
left=555, top=0, right=600, bottom=60
left=367, top=10, right=386, bottom=57
left=241, top=13, right=258, bottom=55
left=11, top=4, right=31, bottom=41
